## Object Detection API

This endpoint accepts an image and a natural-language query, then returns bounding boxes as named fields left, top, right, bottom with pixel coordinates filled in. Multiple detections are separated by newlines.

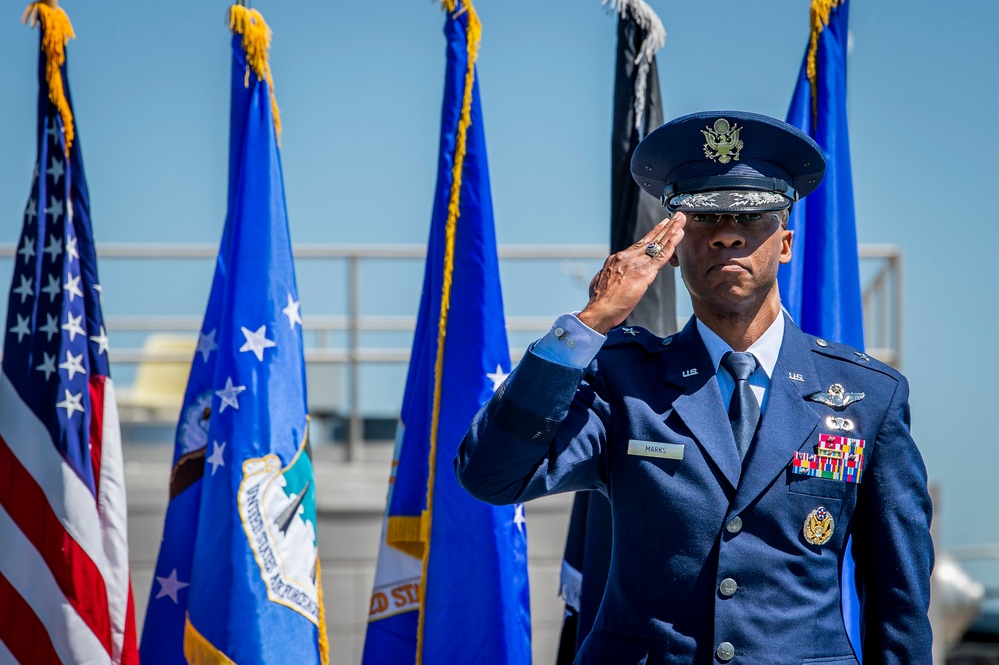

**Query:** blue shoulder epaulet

left=603, top=325, right=676, bottom=354
left=808, top=335, right=900, bottom=379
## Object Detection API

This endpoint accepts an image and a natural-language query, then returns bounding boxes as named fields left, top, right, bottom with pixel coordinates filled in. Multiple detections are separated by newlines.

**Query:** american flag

left=0, top=7, right=138, bottom=663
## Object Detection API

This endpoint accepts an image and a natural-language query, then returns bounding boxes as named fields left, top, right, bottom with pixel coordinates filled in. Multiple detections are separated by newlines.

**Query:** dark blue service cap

left=631, top=110, right=826, bottom=214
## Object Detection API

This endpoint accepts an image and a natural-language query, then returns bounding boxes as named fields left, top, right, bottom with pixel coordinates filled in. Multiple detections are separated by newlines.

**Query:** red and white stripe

left=0, top=372, right=138, bottom=664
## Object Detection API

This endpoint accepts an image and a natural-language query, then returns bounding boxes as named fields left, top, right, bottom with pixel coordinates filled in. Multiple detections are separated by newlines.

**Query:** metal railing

left=0, top=243, right=903, bottom=460
left=859, top=244, right=903, bottom=367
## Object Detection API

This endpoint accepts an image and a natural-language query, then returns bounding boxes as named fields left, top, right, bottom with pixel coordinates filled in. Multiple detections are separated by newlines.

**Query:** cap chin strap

left=661, top=175, right=799, bottom=202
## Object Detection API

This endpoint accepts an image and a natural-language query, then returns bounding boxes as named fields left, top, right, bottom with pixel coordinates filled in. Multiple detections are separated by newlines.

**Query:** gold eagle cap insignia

left=807, top=383, right=865, bottom=410
left=702, top=118, right=744, bottom=164
left=803, top=506, right=834, bottom=546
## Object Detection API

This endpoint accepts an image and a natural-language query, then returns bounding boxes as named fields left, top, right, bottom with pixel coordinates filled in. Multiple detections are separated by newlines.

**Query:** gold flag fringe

left=315, top=558, right=330, bottom=665
left=22, top=2, right=75, bottom=153
left=386, top=514, right=427, bottom=559
left=807, top=0, right=843, bottom=122
left=184, top=614, right=237, bottom=665
left=228, top=5, right=282, bottom=143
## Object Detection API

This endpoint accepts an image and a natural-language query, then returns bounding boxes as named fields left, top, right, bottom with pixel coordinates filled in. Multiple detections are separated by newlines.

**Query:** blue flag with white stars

left=361, top=2, right=531, bottom=663
left=139, top=13, right=327, bottom=665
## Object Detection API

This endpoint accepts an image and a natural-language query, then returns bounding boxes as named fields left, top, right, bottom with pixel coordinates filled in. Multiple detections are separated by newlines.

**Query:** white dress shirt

left=696, top=314, right=783, bottom=414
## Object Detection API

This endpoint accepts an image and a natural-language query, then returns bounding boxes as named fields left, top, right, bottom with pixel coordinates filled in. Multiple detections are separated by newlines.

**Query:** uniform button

left=716, top=641, right=735, bottom=661
left=726, top=516, right=743, bottom=533
left=566, top=338, right=576, bottom=348
left=816, top=338, right=828, bottom=347
left=719, top=578, right=738, bottom=596
left=554, top=327, right=565, bottom=337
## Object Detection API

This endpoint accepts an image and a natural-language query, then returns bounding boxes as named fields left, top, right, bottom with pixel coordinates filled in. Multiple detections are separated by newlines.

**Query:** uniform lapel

left=729, top=317, right=823, bottom=517
left=667, top=318, right=741, bottom=491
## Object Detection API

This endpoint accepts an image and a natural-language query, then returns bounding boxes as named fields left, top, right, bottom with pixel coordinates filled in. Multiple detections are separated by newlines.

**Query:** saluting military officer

left=454, top=110, right=933, bottom=664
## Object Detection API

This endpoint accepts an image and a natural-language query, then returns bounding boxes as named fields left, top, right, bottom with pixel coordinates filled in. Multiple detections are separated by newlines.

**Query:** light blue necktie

left=721, top=351, right=760, bottom=461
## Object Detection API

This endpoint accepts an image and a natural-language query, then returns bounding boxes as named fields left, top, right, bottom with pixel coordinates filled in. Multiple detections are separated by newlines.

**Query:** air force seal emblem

left=238, top=442, right=321, bottom=624
left=702, top=118, right=744, bottom=163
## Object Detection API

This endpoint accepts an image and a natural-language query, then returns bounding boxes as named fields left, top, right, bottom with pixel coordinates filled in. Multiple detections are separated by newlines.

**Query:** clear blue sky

left=1, top=0, right=997, bottom=555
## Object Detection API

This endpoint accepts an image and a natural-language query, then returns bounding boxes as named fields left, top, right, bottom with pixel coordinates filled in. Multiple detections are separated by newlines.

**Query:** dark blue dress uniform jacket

left=455, top=316, right=933, bottom=665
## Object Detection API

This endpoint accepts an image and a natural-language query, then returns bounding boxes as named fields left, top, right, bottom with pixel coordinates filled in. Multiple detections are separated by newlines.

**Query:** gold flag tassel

left=228, top=4, right=282, bottom=143
left=806, top=0, right=843, bottom=122
left=22, top=1, right=75, bottom=153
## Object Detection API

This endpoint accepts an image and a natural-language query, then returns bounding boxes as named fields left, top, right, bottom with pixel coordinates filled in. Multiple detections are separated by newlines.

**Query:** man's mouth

left=710, top=261, right=750, bottom=274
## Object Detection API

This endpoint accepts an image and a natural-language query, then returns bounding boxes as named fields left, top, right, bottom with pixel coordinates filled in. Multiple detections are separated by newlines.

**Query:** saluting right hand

left=577, top=212, right=685, bottom=334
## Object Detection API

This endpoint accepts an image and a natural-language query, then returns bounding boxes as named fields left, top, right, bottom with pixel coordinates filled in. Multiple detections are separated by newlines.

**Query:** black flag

left=611, top=6, right=674, bottom=333
left=557, top=3, right=673, bottom=661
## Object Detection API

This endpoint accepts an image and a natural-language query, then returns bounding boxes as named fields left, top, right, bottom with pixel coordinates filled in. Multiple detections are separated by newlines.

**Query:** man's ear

left=779, top=229, right=793, bottom=265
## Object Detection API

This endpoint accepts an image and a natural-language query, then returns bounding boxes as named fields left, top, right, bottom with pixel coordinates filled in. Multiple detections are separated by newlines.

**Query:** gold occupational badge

left=803, top=506, right=835, bottom=546
left=702, top=118, right=744, bottom=163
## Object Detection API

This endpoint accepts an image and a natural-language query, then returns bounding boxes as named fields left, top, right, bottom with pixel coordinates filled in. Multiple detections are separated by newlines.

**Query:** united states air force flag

left=140, top=7, right=327, bottom=664
left=361, top=2, right=531, bottom=663
left=780, top=0, right=864, bottom=351
left=781, top=0, right=864, bottom=660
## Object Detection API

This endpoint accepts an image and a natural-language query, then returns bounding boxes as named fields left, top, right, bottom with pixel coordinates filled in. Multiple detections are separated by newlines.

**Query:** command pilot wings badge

left=702, top=118, right=743, bottom=163
left=807, top=383, right=865, bottom=410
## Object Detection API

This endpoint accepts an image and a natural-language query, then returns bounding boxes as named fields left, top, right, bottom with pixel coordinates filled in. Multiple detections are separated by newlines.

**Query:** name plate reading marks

left=628, top=440, right=684, bottom=460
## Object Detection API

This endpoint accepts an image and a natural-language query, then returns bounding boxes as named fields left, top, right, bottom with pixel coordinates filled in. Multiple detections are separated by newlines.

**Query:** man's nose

left=709, top=215, right=745, bottom=248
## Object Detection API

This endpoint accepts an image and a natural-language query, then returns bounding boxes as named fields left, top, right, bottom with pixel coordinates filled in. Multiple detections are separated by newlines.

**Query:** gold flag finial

left=228, top=4, right=282, bottom=142
left=22, top=1, right=75, bottom=153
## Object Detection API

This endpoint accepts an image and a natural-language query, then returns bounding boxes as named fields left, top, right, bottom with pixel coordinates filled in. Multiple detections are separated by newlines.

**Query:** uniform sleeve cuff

left=531, top=313, right=606, bottom=369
